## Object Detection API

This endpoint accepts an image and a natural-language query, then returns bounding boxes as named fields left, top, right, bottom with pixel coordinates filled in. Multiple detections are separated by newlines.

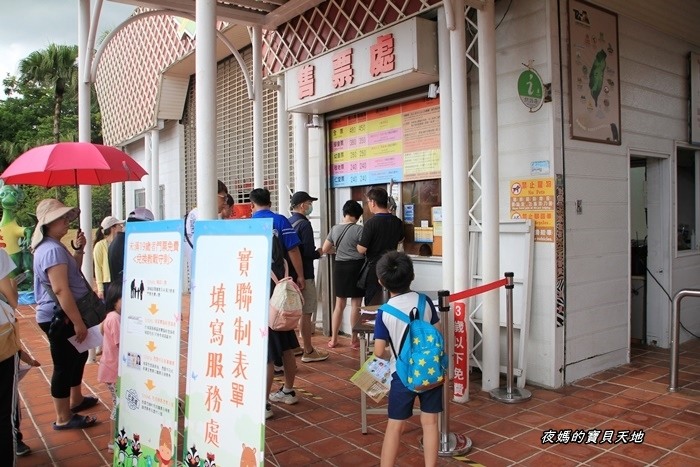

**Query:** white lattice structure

left=262, top=0, right=441, bottom=74
left=95, top=8, right=196, bottom=146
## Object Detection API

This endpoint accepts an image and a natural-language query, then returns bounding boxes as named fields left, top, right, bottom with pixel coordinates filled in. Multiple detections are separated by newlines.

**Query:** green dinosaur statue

left=0, top=181, right=34, bottom=291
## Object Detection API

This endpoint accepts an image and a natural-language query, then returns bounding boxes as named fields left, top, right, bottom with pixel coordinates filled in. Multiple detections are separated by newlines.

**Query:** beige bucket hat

left=30, top=199, right=80, bottom=249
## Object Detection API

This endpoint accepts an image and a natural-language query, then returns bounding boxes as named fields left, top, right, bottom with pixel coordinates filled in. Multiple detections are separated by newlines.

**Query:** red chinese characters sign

left=452, top=302, right=469, bottom=402
left=370, top=34, right=395, bottom=77
left=184, top=220, right=272, bottom=465
left=332, top=49, right=354, bottom=88
left=297, top=64, right=315, bottom=99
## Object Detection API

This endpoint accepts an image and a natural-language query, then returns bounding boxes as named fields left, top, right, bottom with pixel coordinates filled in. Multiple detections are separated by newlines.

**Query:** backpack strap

left=380, top=302, right=410, bottom=323
left=270, top=259, right=290, bottom=283
left=379, top=293, right=428, bottom=359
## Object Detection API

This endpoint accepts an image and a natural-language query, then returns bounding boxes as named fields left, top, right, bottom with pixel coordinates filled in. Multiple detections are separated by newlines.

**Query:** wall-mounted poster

left=568, top=0, right=621, bottom=145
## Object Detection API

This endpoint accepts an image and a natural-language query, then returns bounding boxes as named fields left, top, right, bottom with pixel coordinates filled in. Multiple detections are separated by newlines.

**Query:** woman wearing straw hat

left=31, top=199, right=98, bottom=430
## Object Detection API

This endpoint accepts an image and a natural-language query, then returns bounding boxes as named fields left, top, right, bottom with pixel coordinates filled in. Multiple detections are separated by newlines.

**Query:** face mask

left=304, top=205, right=313, bottom=216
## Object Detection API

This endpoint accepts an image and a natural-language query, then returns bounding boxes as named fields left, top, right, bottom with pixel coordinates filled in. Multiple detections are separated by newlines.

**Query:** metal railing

left=668, top=288, right=700, bottom=392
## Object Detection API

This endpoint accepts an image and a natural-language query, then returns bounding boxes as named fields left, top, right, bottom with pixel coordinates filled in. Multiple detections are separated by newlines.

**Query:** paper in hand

left=68, top=325, right=103, bottom=353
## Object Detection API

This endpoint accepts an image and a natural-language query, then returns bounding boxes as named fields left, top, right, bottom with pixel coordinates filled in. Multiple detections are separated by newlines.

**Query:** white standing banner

left=115, top=220, right=184, bottom=466
left=183, top=219, right=272, bottom=466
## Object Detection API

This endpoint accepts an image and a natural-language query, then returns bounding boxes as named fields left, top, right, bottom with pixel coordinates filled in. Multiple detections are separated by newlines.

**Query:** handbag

left=356, top=258, right=371, bottom=290
left=0, top=300, right=21, bottom=362
left=43, top=275, right=107, bottom=330
left=48, top=310, right=74, bottom=339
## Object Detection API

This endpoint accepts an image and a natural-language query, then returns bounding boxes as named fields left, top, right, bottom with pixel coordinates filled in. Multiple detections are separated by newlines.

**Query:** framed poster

left=568, top=0, right=621, bottom=145
left=691, top=52, right=700, bottom=145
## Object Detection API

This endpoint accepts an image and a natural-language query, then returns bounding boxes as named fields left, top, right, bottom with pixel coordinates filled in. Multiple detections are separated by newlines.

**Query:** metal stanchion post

left=421, top=290, right=471, bottom=456
left=490, top=272, right=532, bottom=403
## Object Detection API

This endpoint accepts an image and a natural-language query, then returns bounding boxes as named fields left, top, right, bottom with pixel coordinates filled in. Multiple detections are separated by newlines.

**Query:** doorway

left=629, top=152, right=671, bottom=348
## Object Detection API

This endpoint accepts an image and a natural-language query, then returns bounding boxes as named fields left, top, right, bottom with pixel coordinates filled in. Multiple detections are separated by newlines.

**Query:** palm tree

left=18, top=44, right=78, bottom=144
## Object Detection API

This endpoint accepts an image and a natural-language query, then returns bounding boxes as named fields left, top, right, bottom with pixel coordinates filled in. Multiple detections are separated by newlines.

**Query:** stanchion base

left=490, top=387, right=532, bottom=403
left=420, top=432, right=472, bottom=457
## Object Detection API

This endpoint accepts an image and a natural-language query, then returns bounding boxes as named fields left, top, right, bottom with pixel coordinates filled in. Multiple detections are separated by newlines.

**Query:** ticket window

left=350, top=180, right=442, bottom=257
left=400, top=180, right=441, bottom=256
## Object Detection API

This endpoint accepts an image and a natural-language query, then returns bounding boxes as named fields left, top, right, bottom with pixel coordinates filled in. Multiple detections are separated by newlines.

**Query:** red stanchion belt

left=449, top=278, right=509, bottom=302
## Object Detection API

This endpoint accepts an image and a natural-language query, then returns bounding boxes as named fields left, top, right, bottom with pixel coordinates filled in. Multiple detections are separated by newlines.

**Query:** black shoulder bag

left=44, top=273, right=107, bottom=339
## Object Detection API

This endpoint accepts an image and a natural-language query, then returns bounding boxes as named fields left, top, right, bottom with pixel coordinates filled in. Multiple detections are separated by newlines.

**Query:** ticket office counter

left=328, top=183, right=444, bottom=334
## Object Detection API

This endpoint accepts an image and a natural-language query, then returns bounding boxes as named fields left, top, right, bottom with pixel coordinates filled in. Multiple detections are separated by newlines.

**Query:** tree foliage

left=0, top=43, right=110, bottom=226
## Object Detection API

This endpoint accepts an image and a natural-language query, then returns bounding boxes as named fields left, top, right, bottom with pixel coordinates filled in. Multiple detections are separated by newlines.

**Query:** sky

left=0, top=1, right=136, bottom=83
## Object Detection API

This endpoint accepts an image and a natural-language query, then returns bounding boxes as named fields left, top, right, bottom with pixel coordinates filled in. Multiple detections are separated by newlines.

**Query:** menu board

left=329, top=98, right=441, bottom=187
left=183, top=219, right=272, bottom=466
left=116, top=220, right=184, bottom=466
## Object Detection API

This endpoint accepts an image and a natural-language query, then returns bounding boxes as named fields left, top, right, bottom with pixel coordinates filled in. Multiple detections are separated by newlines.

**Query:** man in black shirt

left=357, top=187, right=404, bottom=306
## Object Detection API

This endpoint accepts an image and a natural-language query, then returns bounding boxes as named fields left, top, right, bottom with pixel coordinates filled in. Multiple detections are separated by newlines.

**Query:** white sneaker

left=268, top=388, right=298, bottom=405
left=265, top=403, right=274, bottom=419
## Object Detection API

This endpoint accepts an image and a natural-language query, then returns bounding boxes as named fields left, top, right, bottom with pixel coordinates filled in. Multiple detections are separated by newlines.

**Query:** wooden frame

left=568, top=0, right=621, bottom=145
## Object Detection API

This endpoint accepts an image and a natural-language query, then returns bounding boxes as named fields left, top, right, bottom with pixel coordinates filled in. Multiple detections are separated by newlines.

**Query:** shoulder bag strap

left=334, top=223, right=353, bottom=251
left=0, top=300, right=16, bottom=324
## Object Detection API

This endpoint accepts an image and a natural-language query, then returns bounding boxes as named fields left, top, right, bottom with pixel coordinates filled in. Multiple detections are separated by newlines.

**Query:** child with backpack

left=373, top=251, right=445, bottom=466
left=98, top=283, right=123, bottom=453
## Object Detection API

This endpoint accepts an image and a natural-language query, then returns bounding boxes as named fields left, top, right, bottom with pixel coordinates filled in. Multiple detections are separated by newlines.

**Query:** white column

left=78, top=0, right=93, bottom=279
left=277, top=76, right=290, bottom=209
left=439, top=5, right=464, bottom=401
left=143, top=133, right=152, bottom=210
left=150, top=125, right=161, bottom=219
left=253, top=25, right=264, bottom=188
left=293, top=113, right=309, bottom=193
left=438, top=7, right=454, bottom=298
left=478, top=0, right=501, bottom=391
left=196, top=0, right=218, bottom=219
left=450, top=0, right=470, bottom=389
left=113, top=182, right=123, bottom=219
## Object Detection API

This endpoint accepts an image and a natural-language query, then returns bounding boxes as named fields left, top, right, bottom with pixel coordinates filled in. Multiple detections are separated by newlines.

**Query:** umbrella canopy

left=0, top=142, right=147, bottom=187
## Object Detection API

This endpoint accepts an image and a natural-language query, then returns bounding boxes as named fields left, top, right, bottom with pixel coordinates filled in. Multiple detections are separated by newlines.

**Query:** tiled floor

left=14, top=297, right=700, bottom=466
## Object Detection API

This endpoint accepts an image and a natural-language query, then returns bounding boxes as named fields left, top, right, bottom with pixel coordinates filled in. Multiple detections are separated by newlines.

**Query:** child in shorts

left=372, top=251, right=442, bottom=466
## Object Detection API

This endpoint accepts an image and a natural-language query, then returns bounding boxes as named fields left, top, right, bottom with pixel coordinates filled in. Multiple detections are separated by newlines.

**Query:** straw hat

left=30, top=199, right=79, bottom=249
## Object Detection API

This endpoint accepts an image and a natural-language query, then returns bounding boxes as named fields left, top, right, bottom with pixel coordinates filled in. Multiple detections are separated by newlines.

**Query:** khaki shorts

left=301, top=279, right=317, bottom=315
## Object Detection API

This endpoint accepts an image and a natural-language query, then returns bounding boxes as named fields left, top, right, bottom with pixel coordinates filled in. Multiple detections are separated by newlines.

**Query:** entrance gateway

left=629, top=151, right=671, bottom=349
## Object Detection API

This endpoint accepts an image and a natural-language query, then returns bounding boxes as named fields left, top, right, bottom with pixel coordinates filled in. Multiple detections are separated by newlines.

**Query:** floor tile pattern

left=14, top=298, right=700, bottom=466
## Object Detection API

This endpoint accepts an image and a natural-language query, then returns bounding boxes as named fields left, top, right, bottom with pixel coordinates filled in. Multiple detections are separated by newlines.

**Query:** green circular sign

left=517, top=69, right=544, bottom=111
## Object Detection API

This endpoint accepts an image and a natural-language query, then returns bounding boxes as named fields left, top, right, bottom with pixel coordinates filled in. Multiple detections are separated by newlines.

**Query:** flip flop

left=53, top=414, right=97, bottom=431
left=327, top=341, right=338, bottom=349
left=351, top=341, right=361, bottom=350
left=71, top=396, right=99, bottom=413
